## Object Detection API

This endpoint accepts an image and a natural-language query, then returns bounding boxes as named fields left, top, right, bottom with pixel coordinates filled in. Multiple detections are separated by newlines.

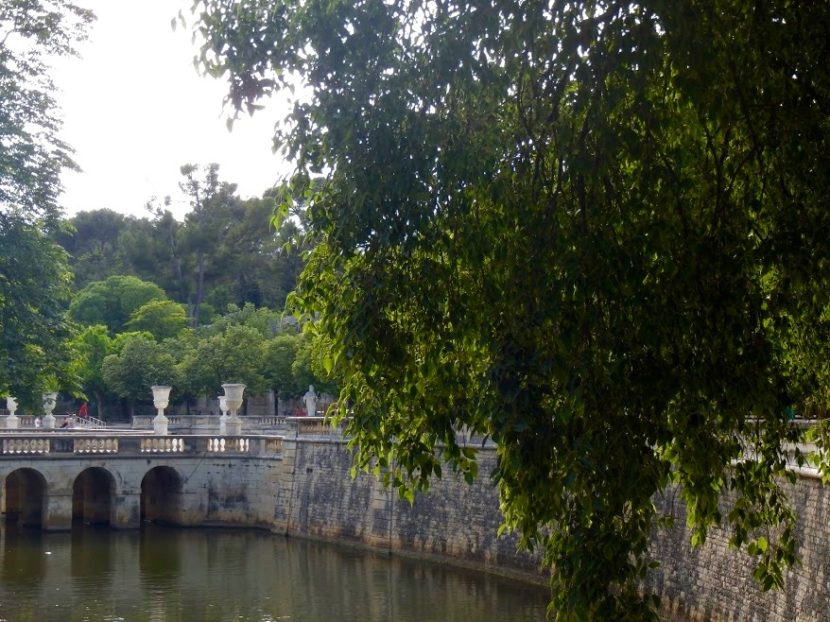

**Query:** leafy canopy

left=0, top=218, right=73, bottom=404
left=192, top=1, right=830, bottom=618
left=0, top=0, right=93, bottom=222
left=0, top=0, right=92, bottom=405
left=69, top=275, right=168, bottom=334
left=125, top=299, right=189, bottom=341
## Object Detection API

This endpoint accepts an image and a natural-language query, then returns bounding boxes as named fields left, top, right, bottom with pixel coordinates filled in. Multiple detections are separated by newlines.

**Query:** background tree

left=193, top=1, right=830, bottom=618
left=54, top=209, right=129, bottom=287
left=177, top=163, right=234, bottom=326
left=67, top=325, right=112, bottom=419
left=125, top=299, right=188, bottom=341
left=69, top=275, right=167, bottom=334
left=101, top=334, right=177, bottom=417
left=262, top=335, right=299, bottom=400
left=54, top=177, right=306, bottom=320
left=177, top=324, right=267, bottom=398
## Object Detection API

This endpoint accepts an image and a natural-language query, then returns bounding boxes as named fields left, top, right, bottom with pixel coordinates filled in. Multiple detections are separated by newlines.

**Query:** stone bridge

left=0, top=432, right=285, bottom=531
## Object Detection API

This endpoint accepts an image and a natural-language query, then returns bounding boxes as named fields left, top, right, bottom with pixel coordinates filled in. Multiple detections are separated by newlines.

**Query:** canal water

left=0, top=524, right=549, bottom=621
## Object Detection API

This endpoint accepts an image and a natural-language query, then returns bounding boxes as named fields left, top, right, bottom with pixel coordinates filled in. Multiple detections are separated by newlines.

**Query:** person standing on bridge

left=78, top=402, right=88, bottom=419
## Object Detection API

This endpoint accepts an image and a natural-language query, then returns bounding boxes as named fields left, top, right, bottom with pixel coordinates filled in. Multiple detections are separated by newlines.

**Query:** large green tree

left=125, top=299, right=189, bottom=341
left=0, top=218, right=73, bottom=404
left=0, top=0, right=92, bottom=405
left=193, top=1, right=830, bottom=618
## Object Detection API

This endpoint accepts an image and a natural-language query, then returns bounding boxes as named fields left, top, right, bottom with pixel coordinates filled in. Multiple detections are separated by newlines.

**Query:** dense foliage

left=0, top=0, right=92, bottom=222
left=0, top=218, right=73, bottom=405
left=0, top=0, right=92, bottom=408
left=192, top=0, right=830, bottom=618
left=64, top=298, right=330, bottom=419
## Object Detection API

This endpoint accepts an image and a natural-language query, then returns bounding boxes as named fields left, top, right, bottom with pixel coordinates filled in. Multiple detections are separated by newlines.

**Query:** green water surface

left=0, top=524, right=548, bottom=621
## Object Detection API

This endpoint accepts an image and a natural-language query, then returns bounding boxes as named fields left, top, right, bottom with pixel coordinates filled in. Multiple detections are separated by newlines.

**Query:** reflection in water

left=71, top=524, right=117, bottom=580
left=0, top=523, right=548, bottom=621
left=0, top=526, right=46, bottom=587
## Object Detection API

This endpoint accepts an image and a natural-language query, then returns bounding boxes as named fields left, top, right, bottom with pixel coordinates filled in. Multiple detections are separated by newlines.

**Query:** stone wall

left=274, top=439, right=830, bottom=620
left=645, top=477, right=830, bottom=621
left=271, top=438, right=541, bottom=579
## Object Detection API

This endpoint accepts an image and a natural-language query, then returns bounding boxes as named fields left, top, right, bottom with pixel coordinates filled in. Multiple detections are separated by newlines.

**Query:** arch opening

left=72, top=467, right=115, bottom=526
left=4, top=468, right=47, bottom=528
left=141, top=466, right=183, bottom=525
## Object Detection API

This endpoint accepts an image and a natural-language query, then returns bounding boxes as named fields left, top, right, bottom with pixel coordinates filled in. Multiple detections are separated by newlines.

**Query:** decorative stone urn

left=221, top=383, right=245, bottom=436
left=42, top=392, right=58, bottom=429
left=5, top=396, right=18, bottom=430
left=151, top=385, right=172, bottom=436
left=218, top=395, right=228, bottom=436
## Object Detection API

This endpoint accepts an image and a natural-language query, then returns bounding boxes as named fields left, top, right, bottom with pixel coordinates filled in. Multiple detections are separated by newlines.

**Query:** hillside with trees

left=52, top=165, right=332, bottom=420
left=55, top=164, right=306, bottom=321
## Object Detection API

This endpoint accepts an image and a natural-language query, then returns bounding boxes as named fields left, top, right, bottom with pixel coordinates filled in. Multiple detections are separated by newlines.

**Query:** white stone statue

left=303, top=385, right=317, bottom=417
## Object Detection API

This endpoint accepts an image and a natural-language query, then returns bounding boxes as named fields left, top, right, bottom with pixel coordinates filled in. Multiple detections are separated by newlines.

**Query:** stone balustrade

left=2, top=437, right=50, bottom=454
left=130, top=414, right=346, bottom=437
left=0, top=434, right=283, bottom=459
left=284, top=417, right=342, bottom=436
left=131, top=415, right=288, bottom=434
left=74, top=437, right=119, bottom=454
left=141, top=437, right=186, bottom=453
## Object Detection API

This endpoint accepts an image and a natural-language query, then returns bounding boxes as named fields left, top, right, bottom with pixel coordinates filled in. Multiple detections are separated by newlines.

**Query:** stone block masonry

left=645, top=477, right=830, bottom=621
left=275, top=439, right=830, bottom=619
left=274, top=439, right=540, bottom=579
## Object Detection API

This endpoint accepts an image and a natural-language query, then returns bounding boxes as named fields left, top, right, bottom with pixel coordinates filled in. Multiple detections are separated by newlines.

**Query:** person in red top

left=78, top=402, right=89, bottom=419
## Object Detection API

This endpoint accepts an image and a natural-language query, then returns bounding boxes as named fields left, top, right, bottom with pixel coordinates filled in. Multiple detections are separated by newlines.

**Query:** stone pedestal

left=218, top=395, right=228, bottom=436
left=151, top=386, right=172, bottom=436
left=153, top=413, right=169, bottom=436
left=226, top=415, right=242, bottom=436
left=221, top=384, right=245, bottom=437
left=42, top=392, right=58, bottom=430
left=5, top=397, right=18, bottom=429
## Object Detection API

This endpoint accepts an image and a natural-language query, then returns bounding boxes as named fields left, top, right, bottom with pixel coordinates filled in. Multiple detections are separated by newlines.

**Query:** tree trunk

left=191, top=252, right=205, bottom=327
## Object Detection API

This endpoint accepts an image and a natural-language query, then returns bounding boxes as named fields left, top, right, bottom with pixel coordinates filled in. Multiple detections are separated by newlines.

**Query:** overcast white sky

left=53, top=0, right=293, bottom=220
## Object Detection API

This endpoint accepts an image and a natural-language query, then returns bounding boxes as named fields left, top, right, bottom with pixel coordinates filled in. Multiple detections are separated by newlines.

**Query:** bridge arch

left=73, top=467, right=116, bottom=526
left=141, top=466, right=183, bottom=525
left=4, top=468, right=47, bottom=528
